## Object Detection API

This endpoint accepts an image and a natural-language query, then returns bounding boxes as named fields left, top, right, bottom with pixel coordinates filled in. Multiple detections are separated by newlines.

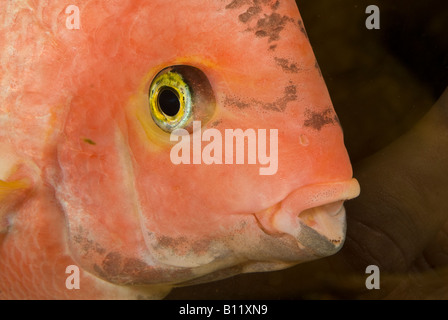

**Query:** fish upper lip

left=254, top=178, right=360, bottom=240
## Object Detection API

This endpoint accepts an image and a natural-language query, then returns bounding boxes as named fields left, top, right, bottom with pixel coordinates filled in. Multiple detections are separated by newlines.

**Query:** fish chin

left=134, top=180, right=359, bottom=287
left=149, top=205, right=346, bottom=287
left=135, top=180, right=358, bottom=280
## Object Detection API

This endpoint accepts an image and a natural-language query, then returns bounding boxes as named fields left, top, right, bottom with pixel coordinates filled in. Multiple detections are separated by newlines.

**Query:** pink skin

left=0, top=0, right=359, bottom=299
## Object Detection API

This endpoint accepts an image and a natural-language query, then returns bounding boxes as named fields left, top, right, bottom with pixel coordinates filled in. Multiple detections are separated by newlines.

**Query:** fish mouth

left=254, top=178, right=360, bottom=257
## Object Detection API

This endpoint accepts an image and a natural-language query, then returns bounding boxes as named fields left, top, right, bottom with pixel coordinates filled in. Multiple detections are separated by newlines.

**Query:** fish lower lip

left=295, top=201, right=346, bottom=247
left=254, top=179, right=360, bottom=250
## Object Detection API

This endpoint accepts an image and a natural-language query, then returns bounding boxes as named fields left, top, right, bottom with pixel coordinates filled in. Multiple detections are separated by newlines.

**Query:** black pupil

left=158, top=88, right=180, bottom=117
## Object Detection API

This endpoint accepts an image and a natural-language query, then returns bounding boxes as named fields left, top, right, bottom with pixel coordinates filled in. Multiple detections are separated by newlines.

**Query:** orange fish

left=0, top=0, right=360, bottom=299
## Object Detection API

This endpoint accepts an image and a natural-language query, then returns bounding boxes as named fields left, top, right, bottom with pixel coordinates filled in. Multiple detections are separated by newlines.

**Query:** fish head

left=56, top=0, right=360, bottom=288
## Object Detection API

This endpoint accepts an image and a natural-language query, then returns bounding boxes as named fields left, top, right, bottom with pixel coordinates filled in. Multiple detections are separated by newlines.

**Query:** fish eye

left=149, top=65, right=215, bottom=133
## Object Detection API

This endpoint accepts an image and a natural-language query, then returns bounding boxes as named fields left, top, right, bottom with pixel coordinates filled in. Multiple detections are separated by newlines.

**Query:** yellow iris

left=149, top=68, right=192, bottom=132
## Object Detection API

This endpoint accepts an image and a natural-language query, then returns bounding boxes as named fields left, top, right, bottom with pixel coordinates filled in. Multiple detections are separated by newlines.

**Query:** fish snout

left=255, top=178, right=360, bottom=257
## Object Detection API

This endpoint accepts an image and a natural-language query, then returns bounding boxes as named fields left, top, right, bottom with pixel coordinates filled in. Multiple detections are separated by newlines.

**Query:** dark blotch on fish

left=94, top=252, right=150, bottom=284
left=122, top=258, right=151, bottom=277
left=94, top=250, right=191, bottom=285
left=211, top=119, right=223, bottom=127
left=226, top=0, right=292, bottom=45
left=156, top=235, right=188, bottom=248
left=157, top=235, right=211, bottom=256
left=102, top=252, right=122, bottom=277
left=225, top=84, right=298, bottom=112
left=227, top=0, right=276, bottom=11
left=255, top=0, right=271, bottom=5
left=298, top=19, right=309, bottom=39
left=261, top=84, right=297, bottom=111
left=255, top=13, right=293, bottom=42
left=304, top=108, right=338, bottom=130
left=271, top=0, right=280, bottom=10
left=72, top=226, right=105, bottom=255
left=82, top=138, right=96, bottom=145
left=239, top=6, right=261, bottom=23
left=225, top=0, right=251, bottom=9
left=225, top=96, right=251, bottom=109
left=275, top=57, right=299, bottom=73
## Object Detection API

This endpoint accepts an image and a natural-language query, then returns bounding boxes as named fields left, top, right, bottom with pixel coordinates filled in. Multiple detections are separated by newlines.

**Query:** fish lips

left=254, top=178, right=360, bottom=259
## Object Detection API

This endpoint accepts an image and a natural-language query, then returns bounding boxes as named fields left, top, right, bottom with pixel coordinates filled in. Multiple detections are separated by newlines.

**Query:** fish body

left=0, top=0, right=359, bottom=299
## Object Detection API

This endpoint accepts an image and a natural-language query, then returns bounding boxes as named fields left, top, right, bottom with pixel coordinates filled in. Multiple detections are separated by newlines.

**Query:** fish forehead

left=64, top=0, right=315, bottom=100
left=65, top=0, right=334, bottom=143
left=4, top=0, right=327, bottom=132
left=1, top=1, right=319, bottom=134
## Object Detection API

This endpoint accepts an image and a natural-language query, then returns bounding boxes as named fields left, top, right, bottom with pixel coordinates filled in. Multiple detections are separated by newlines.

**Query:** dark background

left=298, top=0, right=448, bottom=163
left=166, top=0, right=448, bottom=299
